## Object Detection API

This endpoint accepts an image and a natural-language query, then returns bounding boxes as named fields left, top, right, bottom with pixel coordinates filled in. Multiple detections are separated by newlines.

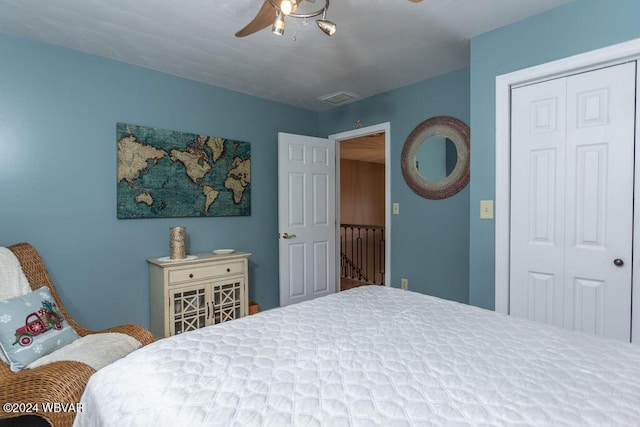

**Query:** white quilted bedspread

left=74, top=286, right=640, bottom=426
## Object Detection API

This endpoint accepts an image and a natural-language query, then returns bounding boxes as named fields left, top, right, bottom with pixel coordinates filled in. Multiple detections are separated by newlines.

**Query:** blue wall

left=0, top=33, right=318, bottom=330
left=320, top=68, right=471, bottom=304
left=0, top=32, right=471, bottom=332
left=469, top=0, right=640, bottom=309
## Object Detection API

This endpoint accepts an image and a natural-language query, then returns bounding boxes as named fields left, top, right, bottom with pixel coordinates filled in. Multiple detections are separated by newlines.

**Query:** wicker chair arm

left=0, top=360, right=95, bottom=427
left=90, top=324, right=156, bottom=346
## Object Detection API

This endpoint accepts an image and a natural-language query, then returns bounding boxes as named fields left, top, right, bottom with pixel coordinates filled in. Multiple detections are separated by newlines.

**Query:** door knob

left=280, top=232, right=297, bottom=239
left=614, top=258, right=624, bottom=267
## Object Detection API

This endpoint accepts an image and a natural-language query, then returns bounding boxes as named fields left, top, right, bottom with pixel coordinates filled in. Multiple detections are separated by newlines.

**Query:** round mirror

left=401, top=116, right=470, bottom=199
left=415, top=136, right=457, bottom=182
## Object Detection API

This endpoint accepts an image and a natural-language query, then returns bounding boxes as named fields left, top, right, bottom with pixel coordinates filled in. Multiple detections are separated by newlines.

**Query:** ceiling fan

left=235, top=0, right=424, bottom=38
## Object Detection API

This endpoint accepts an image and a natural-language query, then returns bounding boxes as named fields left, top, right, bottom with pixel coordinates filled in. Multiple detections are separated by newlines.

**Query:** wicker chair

left=0, top=243, right=155, bottom=427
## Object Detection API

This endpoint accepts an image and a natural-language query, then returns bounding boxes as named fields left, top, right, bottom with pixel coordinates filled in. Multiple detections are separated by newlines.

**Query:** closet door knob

left=614, top=259, right=624, bottom=267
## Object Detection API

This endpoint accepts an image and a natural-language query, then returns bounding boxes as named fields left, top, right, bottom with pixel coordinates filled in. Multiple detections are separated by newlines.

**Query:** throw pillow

left=0, top=287, right=80, bottom=372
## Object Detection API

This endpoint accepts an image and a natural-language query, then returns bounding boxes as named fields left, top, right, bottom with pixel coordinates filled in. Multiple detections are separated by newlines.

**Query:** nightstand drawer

left=168, top=261, right=244, bottom=284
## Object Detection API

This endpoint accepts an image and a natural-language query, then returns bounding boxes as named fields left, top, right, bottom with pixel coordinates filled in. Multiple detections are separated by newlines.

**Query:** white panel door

left=510, top=78, right=567, bottom=328
left=510, top=62, right=635, bottom=342
left=563, top=63, right=635, bottom=341
left=278, top=132, right=336, bottom=306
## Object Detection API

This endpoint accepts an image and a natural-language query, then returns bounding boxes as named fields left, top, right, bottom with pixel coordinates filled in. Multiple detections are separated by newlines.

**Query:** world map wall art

left=117, top=123, right=251, bottom=219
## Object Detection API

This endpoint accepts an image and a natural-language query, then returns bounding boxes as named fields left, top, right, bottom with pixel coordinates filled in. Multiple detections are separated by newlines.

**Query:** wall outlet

left=393, top=203, right=400, bottom=215
left=401, top=278, right=408, bottom=290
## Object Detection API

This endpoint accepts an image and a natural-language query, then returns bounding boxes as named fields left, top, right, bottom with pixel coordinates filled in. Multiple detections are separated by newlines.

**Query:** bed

left=73, top=286, right=640, bottom=426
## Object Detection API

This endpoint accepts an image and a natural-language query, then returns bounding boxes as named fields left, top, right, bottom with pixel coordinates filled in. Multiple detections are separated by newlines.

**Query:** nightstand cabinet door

left=169, top=284, right=208, bottom=336
left=211, top=277, right=246, bottom=325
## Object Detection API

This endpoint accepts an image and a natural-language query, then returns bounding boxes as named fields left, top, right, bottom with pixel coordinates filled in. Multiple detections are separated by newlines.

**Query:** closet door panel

left=564, top=62, right=635, bottom=341
left=634, top=67, right=640, bottom=345
left=510, top=78, right=567, bottom=328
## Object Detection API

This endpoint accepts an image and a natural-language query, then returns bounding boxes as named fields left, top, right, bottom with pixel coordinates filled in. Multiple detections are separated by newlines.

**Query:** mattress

left=73, top=286, right=640, bottom=426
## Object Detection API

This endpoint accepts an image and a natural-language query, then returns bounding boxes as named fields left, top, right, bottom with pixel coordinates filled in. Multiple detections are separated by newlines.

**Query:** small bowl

left=213, top=249, right=235, bottom=255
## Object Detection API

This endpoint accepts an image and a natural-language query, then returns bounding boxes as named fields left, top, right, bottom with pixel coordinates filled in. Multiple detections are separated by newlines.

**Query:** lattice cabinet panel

left=170, top=286, right=207, bottom=335
left=148, top=251, right=251, bottom=338
left=212, top=278, right=245, bottom=325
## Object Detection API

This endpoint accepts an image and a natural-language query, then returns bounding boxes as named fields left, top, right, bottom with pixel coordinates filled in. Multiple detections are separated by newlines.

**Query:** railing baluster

left=356, top=227, right=362, bottom=280
left=353, top=227, right=356, bottom=280
left=365, top=227, right=369, bottom=284
left=380, top=229, right=385, bottom=285
left=370, top=228, right=375, bottom=284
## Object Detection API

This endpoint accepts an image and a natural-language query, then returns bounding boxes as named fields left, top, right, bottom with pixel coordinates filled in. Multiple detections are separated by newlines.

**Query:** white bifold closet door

left=510, top=62, right=636, bottom=342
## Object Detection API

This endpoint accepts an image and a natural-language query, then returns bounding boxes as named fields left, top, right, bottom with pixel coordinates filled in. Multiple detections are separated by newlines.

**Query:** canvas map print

left=117, top=123, right=250, bottom=219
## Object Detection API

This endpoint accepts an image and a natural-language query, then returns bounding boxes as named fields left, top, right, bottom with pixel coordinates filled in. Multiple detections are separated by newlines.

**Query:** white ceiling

left=0, top=0, right=572, bottom=111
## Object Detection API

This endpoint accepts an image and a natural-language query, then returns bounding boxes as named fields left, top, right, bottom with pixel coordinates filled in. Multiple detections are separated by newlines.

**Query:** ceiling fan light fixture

left=316, top=14, right=336, bottom=37
left=265, top=0, right=333, bottom=37
left=272, top=11, right=285, bottom=36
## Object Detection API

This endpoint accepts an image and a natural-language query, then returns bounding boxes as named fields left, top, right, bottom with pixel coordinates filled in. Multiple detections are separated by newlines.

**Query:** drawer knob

left=189, top=273, right=194, bottom=278
left=226, top=268, right=231, bottom=272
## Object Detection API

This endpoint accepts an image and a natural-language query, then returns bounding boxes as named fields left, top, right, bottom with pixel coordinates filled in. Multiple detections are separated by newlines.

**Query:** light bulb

left=280, top=0, right=292, bottom=15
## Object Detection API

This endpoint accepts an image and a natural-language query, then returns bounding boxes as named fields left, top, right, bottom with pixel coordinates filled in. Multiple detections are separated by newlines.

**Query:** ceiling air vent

left=319, top=91, right=359, bottom=105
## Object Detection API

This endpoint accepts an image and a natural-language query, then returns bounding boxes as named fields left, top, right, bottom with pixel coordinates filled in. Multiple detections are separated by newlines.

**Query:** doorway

left=330, top=123, right=391, bottom=291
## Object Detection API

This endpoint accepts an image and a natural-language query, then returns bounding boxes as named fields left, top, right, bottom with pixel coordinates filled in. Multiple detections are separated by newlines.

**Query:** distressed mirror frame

left=401, top=116, right=470, bottom=199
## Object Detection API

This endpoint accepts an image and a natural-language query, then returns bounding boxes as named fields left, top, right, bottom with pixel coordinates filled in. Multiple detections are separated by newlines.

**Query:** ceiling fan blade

left=408, top=0, right=423, bottom=2
left=235, top=0, right=277, bottom=37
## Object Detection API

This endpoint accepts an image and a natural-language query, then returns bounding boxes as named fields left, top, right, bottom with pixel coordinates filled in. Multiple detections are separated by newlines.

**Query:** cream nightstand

left=147, top=251, right=251, bottom=338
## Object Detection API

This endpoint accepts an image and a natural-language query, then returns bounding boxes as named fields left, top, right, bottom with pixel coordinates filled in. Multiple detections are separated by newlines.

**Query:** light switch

left=480, top=200, right=494, bottom=219
left=393, top=203, right=400, bottom=215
